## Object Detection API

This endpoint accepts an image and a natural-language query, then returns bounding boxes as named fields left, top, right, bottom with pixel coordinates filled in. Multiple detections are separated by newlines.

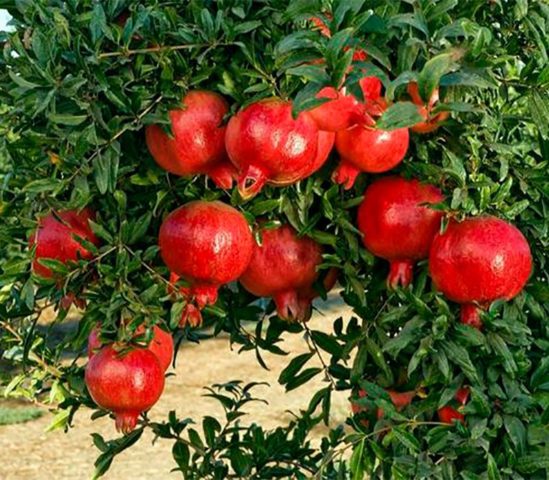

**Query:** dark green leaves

left=375, top=102, right=425, bottom=130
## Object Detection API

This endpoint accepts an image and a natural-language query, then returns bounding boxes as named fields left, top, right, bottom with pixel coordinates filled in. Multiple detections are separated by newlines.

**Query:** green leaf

left=284, top=367, right=322, bottom=391
left=375, top=102, right=424, bottom=130
left=278, top=352, right=314, bottom=385
left=418, top=53, right=459, bottom=101
left=393, top=427, right=421, bottom=453
left=48, top=113, right=88, bottom=126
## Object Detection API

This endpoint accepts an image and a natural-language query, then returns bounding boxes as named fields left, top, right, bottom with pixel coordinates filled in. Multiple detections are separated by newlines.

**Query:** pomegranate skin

left=146, top=90, right=236, bottom=189
left=225, top=99, right=320, bottom=199
left=308, top=87, right=365, bottom=132
left=301, top=130, right=336, bottom=177
left=88, top=325, right=174, bottom=372
left=357, top=177, right=444, bottom=288
left=407, top=82, right=449, bottom=134
left=438, top=406, right=465, bottom=425
left=333, top=125, right=409, bottom=189
left=30, top=208, right=99, bottom=278
left=239, top=224, right=330, bottom=322
left=85, top=347, right=165, bottom=434
left=429, top=216, right=532, bottom=328
left=159, top=201, right=254, bottom=325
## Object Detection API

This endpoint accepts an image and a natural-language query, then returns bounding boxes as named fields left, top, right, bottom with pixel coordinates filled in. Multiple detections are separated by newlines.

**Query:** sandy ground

left=0, top=294, right=354, bottom=480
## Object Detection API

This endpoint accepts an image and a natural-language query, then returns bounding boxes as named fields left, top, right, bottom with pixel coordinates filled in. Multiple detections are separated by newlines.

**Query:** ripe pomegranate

left=429, top=216, right=532, bottom=329
left=357, top=177, right=444, bottom=288
left=159, top=201, right=254, bottom=326
left=145, top=90, right=236, bottom=188
left=239, top=224, right=335, bottom=322
left=85, top=346, right=165, bottom=434
left=351, top=389, right=415, bottom=422
left=306, top=130, right=336, bottom=175
left=30, top=208, right=99, bottom=279
left=225, top=99, right=320, bottom=199
left=88, top=325, right=174, bottom=372
left=333, top=105, right=410, bottom=189
left=437, top=388, right=469, bottom=425
left=407, top=82, right=449, bottom=134
left=308, top=77, right=382, bottom=132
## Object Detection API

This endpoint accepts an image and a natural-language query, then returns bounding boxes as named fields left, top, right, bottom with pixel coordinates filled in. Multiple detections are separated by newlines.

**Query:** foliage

left=0, top=0, right=548, bottom=478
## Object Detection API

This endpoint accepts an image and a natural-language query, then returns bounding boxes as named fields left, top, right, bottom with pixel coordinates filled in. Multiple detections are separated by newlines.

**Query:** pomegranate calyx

left=332, top=161, right=361, bottom=190
left=114, top=411, right=140, bottom=435
left=207, top=161, right=237, bottom=189
left=387, top=260, right=414, bottom=289
left=274, top=289, right=303, bottom=322
left=237, top=164, right=268, bottom=200
left=180, top=303, right=203, bottom=328
left=460, top=303, right=483, bottom=329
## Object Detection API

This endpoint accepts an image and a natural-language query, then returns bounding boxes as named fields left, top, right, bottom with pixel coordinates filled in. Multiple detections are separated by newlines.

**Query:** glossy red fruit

left=145, top=90, right=236, bottom=188
left=85, top=346, right=165, bottom=434
left=438, top=406, right=465, bottom=425
left=351, top=389, right=415, bottom=419
left=429, top=216, right=532, bottom=329
left=159, top=201, right=254, bottom=326
left=333, top=116, right=409, bottom=189
left=309, top=87, right=365, bottom=132
left=88, top=325, right=174, bottom=372
left=239, top=224, right=333, bottom=322
left=225, top=99, right=320, bottom=199
left=455, top=387, right=470, bottom=405
left=30, top=208, right=99, bottom=278
left=357, top=177, right=444, bottom=288
left=407, top=82, right=449, bottom=134
left=305, top=130, right=336, bottom=175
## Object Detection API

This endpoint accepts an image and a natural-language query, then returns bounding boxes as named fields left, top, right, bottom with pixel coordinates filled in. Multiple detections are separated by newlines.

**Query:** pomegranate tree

left=239, top=224, right=334, bottom=322
left=158, top=200, right=253, bottom=325
left=357, top=176, right=444, bottom=288
left=225, top=99, right=320, bottom=199
left=429, top=216, right=532, bottom=328
left=85, top=346, right=165, bottom=434
left=145, top=90, right=235, bottom=188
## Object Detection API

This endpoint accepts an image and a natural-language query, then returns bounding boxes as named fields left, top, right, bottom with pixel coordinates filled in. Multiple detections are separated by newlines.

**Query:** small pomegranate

left=239, top=224, right=335, bottom=322
left=85, top=346, right=165, bottom=434
left=30, top=208, right=99, bottom=279
left=333, top=105, right=410, bottom=189
left=88, top=325, right=174, bottom=372
left=429, top=216, right=532, bottom=329
left=437, top=387, right=469, bottom=425
left=351, top=389, right=415, bottom=423
left=159, top=201, right=254, bottom=326
left=145, top=90, right=236, bottom=188
left=225, top=99, right=320, bottom=199
left=407, top=82, right=449, bottom=134
left=357, top=177, right=444, bottom=288
left=308, top=77, right=382, bottom=132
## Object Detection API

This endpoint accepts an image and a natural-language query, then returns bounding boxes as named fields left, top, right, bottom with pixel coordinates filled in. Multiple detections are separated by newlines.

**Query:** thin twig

left=302, top=321, right=337, bottom=390
left=98, top=42, right=231, bottom=59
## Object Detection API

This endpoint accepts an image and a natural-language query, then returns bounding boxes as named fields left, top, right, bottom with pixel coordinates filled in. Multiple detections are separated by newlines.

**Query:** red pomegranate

left=145, top=90, right=236, bottom=188
left=225, top=99, right=320, bottom=199
left=88, top=325, right=174, bottom=372
left=357, top=177, right=444, bottom=288
left=333, top=107, right=410, bottom=189
left=351, top=389, right=415, bottom=420
left=305, top=130, right=336, bottom=175
left=407, top=82, right=449, bottom=134
left=30, top=208, right=99, bottom=279
left=159, top=201, right=254, bottom=326
left=239, top=224, right=335, bottom=322
left=437, top=388, right=469, bottom=425
left=85, top=346, right=165, bottom=434
left=429, top=216, right=532, bottom=329
left=308, top=77, right=382, bottom=132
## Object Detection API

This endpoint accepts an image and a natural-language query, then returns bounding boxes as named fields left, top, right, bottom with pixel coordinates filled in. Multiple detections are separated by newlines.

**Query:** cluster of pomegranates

left=27, top=17, right=532, bottom=436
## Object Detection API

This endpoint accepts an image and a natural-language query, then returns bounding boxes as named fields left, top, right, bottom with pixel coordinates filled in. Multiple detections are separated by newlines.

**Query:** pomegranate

left=429, top=216, right=532, bottom=329
left=437, top=388, right=469, bottom=425
left=357, top=176, right=444, bottom=288
left=145, top=90, right=236, bottom=188
left=239, top=224, right=335, bottom=322
left=308, top=77, right=382, bottom=132
left=85, top=346, right=165, bottom=434
left=333, top=105, right=410, bottom=189
left=225, top=98, right=320, bottom=199
left=305, top=130, right=336, bottom=175
left=351, top=389, right=415, bottom=422
left=88, top=325, right=174, bottom=372
left=30, top=208, right=99, bottom=279
left=159, top=201, right=254, bottom=326
left=407, top=82, right=449, bottom=134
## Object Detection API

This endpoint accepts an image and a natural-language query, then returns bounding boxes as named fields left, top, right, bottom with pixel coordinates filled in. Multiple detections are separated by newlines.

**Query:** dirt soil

left=0, top=294, right=354, bottom=480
